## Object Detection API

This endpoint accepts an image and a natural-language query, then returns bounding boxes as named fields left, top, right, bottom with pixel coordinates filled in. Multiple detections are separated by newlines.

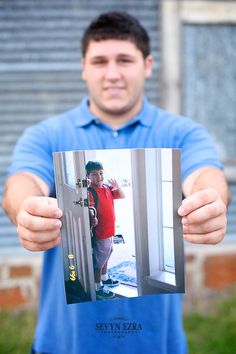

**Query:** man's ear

left=81, top=58, right=86, bottom=81
left=144, top=55, right=153, bottom=78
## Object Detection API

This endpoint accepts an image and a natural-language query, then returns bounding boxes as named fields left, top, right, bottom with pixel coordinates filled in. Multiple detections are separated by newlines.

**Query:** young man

left=86, top=160, right=125, bottom=300
left=3, top=11, right=229, bottom=354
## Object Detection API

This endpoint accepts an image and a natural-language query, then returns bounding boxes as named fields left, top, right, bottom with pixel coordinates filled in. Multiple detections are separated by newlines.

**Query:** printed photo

left=53, top=148, right=185, bottom=304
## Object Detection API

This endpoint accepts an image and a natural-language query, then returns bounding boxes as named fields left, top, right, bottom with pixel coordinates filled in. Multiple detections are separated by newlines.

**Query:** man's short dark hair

left=85, top=161, right=103, bottom=175
left=81, top=11, right=150, bottom=58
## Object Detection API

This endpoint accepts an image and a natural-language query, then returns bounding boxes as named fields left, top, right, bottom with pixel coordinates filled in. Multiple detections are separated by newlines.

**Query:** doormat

left=108, top=260, right=137, bottom=286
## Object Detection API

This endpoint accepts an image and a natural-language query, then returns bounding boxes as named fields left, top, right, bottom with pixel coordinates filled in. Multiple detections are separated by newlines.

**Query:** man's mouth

left=103, top=87, right=125, bottom=97
left=104, top=86, right=125, bottom=91
left=104, top=86, right=124, bottom=89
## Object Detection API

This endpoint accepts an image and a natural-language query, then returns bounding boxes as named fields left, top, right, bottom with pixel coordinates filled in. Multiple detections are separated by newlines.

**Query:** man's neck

left=88, top=100, right=143, bottom=129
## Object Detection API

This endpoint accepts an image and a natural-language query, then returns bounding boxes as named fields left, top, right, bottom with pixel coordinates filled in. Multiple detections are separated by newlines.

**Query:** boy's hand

left=16, top=196, right=62, bottom=251
left=91, top=216, right=98, bottom=227
left=89, top=207, right=98, bottom=226
left=108, top=178, right=120, bottom=191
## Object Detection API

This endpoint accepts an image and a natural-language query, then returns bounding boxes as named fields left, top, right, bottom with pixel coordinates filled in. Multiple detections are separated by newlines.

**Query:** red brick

left=185, top=270, right=194, bottom=291
left=9, top=265, right=32, bottom=278
left=186, top=254, right=195, bottom=263
left=0, top=287, right=28, bottom=309
left=204, top=254, right=236, bottom=289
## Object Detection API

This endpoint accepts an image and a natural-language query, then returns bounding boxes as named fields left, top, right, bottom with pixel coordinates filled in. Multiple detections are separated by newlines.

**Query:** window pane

left=163, top=227, right=175, bottom=273
left=161, top=149, right=172, bottom=181
left=162, top=181, right=173, bottom=228
left=65, top=151, right=75, bottom=186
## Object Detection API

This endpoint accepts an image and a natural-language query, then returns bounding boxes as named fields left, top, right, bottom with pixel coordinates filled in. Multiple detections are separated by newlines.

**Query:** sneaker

left=102, top=275, right=120, bottom=287
left=96, top=286, right=115, bottom=300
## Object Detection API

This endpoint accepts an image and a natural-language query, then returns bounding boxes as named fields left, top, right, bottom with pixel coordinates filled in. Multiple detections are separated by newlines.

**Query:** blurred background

left=0, top=1, right=236, bottom=353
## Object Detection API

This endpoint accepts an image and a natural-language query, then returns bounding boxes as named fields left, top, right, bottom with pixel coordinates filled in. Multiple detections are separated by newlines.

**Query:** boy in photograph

left=86, top=160, right=125, bottom=300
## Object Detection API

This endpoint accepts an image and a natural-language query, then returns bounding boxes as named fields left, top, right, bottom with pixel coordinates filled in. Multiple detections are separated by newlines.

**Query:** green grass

left=184, top=291, right=236, bottom=354
left=0, top=310, right=37, bottom=354
left=0, top=292, right=236, bottom=354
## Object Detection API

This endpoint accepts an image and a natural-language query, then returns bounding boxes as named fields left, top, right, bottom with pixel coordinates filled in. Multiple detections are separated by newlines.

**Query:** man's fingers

left=178, top=189, right=227, bottom=245
left=18, top=209, right=62, bottom=231
left=17, top=225, right=61, bottom=244
left=178, top=189, right=219, bottom=216
left=181, top=200, right=226, bottom=226
left=183, top=228, right=226, bottom=245
left=182, top=214, right=226, bottom=235
left=20, top=236, right=61, bottom=252
left=15, top=196, right=63, bottom=251
left=22, top=196, right=62, bottom=218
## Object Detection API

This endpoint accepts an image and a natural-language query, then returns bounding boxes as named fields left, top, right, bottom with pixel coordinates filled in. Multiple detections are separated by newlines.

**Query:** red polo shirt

left=88, top=183, right=120, bottom=240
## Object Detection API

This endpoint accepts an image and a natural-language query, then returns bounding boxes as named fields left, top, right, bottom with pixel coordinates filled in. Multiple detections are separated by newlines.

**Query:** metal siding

left=227, top=183, right=236, bottom=240
left=0, top=1, right=161, bottom=249
left=181, top=23, right=236, bottom=241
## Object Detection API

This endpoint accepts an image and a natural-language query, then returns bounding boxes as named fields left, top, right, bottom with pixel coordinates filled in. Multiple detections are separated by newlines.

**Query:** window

left=64, top=151, right=76, bottom=187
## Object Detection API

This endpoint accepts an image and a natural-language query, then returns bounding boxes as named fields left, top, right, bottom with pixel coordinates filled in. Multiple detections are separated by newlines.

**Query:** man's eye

left=92, top=60, right=106, bottom=65
left=119, top=58, right=133, bottom=64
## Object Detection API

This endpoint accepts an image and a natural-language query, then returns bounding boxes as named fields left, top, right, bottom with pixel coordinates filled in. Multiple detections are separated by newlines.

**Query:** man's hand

left=16, top=196, right=63, bottom=251
left=178, top=189, right=227, bottom=244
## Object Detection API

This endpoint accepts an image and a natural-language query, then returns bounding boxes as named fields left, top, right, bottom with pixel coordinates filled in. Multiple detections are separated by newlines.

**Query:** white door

left=54, top=151, right=96, bottom=303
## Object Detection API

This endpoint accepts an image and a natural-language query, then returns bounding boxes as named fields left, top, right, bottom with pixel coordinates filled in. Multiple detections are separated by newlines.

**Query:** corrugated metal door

left=0, top=1, right=161, bottom=251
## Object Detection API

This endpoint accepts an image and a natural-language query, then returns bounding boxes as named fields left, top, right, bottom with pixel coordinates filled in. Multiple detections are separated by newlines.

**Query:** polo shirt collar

left=75, top=98, right=97, bottom=127
left=75, top=97, right=153, bottom=128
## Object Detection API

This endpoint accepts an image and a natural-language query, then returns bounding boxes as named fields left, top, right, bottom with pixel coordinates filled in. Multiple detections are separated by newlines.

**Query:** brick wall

left=0, top=255, right=42, bottom=310
left=0, top=245, right=236, bottom=311
left=184, top=243, right=236, bottom=312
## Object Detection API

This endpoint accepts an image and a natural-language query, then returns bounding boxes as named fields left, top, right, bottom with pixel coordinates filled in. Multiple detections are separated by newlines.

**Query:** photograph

left=53, top=148, right=185, bottom=304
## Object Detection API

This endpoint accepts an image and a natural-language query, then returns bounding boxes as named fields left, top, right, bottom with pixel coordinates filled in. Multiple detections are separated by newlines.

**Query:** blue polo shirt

left=9, top=98, right=222, bottom=354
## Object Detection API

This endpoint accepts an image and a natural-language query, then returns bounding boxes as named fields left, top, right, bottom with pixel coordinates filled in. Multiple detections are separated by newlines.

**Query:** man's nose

left=105, top=62, right=121, bottom=80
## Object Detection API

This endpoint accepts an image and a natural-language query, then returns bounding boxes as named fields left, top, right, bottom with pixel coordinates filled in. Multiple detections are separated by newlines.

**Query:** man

left=3, top=11, right=229, bottom=354
left=86, top=160, right=125, bottom=300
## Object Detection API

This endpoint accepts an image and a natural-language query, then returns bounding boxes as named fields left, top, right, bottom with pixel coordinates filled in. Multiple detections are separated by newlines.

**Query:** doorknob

left=73, top=198, right=84, bottom=206
left=73, top=198, right=89, bottom=207
left=76, top=179, right=89, bottom=188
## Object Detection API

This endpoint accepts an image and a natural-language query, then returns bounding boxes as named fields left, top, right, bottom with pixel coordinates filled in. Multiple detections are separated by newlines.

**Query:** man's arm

left=2, top=172, right=62, bottom=251
left=178, top=166, right=230, bottom=244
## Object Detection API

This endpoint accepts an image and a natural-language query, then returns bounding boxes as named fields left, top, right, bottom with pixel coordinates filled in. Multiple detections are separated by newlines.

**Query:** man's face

left=82, top=39, right=153, bottom=120
left=88, top=169, right=104, bottom=187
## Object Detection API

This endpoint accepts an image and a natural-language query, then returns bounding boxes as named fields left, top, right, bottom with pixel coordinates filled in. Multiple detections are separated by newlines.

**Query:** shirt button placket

left=112, top=130, right=119, bottom=138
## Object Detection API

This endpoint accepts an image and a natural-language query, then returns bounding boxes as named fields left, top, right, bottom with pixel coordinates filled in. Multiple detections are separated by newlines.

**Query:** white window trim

left=160, top=0, right=236, bottom=181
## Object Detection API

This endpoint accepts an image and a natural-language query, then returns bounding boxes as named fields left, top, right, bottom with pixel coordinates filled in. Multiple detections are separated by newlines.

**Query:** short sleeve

left=7, top=121, right=55, bottom=195
left=111, top=189, right=121, bottom=199
left=174, top=118, right=223, bottom=181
